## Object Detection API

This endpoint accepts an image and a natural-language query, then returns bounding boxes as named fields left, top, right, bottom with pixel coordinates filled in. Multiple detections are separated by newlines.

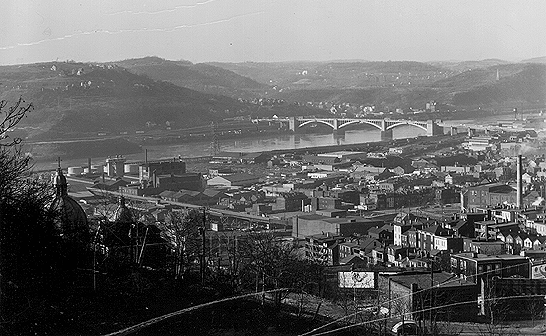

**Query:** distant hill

left=428, top=63, right=527, bottom=90
left=2, top=59, right=543, bottom=142
left=0, top=61, right=248, bottom=140
left=116, top=57, right=268, bottom=99
left=450, top=63, right=546, bottom=106
left=427, top=59, right=512, bottom=72
left=208, top=61, right=450, bottom=89
left=270, top=63, right=546, bottom=110
left=522, top=56, right=546, bottom=64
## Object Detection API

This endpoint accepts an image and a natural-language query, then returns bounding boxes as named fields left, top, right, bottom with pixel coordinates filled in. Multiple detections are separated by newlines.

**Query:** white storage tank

left=91, top=164, right=104, bottom=173
left=67, top=166, right=84, bottom=176
left=124, top=163, right=139, bottom=174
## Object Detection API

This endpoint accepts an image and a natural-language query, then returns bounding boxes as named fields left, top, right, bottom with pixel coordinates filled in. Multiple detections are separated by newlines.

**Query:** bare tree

left=0, top=97, right=33, bottom=147
left=159, top=208, right=202, bottom=279
left=0, top=98, right=65, bottom=335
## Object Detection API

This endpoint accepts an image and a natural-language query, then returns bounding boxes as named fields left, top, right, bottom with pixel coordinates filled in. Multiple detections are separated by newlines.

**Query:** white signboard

left=338, top=271, right=375, bottom=288
left=532, top=264, right=546, bottom=279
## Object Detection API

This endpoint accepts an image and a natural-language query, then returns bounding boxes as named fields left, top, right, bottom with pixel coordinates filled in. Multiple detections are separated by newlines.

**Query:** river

left=31, top=111, right=541, bottom=170
left=30, top=125, right=426, bottom=170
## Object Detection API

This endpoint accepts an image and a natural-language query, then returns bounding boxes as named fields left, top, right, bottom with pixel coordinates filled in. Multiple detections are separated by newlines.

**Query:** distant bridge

left=253, top=117, right=444, bottom=140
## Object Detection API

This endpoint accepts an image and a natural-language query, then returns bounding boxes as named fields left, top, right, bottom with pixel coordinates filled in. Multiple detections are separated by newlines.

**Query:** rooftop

left=387, top=271, right=474, bottom=289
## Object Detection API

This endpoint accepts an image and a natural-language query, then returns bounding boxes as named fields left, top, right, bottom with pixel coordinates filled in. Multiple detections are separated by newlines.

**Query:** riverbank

left=25, top=138, right=142, bottom=162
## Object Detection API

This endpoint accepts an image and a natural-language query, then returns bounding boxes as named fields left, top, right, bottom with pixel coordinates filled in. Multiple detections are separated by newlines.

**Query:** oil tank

left=67, top=166, right=84, bottom=176
left=91, top=164, right=104, bottom=173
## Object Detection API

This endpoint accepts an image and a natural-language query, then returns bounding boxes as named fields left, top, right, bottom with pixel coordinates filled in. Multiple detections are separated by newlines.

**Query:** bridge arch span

left=385, top=122, right=427, bottom=132
left=298, top=120, right=335, bottom=130
left=337, top=120, right=383, bottom=131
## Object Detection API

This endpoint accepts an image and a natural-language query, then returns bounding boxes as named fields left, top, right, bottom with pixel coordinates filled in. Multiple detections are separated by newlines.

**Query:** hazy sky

left=1, top=0, right=545, bottom=65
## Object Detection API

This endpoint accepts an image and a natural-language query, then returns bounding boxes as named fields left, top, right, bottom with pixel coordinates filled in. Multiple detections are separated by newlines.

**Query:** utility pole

left=430, top=259, right=434, bottom=331
left=200, top=207, right=207, bottom=286
left=93, top=223, right=101, bottom=292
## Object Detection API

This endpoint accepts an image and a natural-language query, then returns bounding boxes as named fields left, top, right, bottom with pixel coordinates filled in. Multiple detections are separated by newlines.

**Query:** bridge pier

left=289, top=117, right=297, bottom=132
left=333, top=128, right=345, bottom=137
left=426, top=120, right=443, bottom=137
left=381, top=129, right=393, bottom=141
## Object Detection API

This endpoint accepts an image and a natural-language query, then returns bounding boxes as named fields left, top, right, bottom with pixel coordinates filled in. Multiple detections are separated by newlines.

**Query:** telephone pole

left=200, top=207, right=207, bottom=285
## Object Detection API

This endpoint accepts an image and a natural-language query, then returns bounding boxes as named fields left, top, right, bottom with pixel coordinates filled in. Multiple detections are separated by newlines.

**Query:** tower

left=496, top=68, right=500, bottom=81
left=210, top=122, right=220, bottom=156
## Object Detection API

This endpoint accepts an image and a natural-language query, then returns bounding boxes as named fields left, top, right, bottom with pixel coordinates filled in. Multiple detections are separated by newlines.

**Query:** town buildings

left=64, top=129, right=546, bottom=324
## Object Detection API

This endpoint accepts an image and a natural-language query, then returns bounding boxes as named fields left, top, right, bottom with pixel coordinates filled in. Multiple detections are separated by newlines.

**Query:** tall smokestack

left=88, top=158, right=92, bottom=174
left=517, top=155, right=523, bottom=209
left=145, top=149, right=148, bottom=164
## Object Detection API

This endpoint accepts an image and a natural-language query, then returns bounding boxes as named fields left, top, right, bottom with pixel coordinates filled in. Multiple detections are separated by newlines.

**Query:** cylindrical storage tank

left=124, top=163, right=139, bottom=174
left=91, top=164, right=103, bottom=173
left=67, top=166, right=84, bottom=176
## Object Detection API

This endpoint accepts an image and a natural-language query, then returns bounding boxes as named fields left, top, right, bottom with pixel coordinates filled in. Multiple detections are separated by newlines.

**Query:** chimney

left=145, top=149, right=148, bottom=165
left=517, top=155, right=523, bottom=209
left=88, top=157, right=92, bottom=174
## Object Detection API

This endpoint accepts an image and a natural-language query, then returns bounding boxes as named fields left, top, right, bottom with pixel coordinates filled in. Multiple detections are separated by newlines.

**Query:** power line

left=305, top=293, right=541, bottom=336
left=102, top=288, right=291, bottom=336
left=299, top=261, right=532, bottom=336
left=209, top=121, right=220, bottom=156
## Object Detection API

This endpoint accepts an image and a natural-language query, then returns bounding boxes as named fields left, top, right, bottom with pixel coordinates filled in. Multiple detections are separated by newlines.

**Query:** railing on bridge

left=253, top=117, right=443, bottom=139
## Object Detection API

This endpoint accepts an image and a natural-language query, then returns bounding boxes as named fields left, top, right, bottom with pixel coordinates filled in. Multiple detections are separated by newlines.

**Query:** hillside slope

left=208, top=60, right=450, bottom=89
left=449, top=63, right=546, bottom=106
left=0, top=61, right=248, bottom=140
left=268, top=63, right=546, bottom=110
left=116, top=57, right=268, bottom=99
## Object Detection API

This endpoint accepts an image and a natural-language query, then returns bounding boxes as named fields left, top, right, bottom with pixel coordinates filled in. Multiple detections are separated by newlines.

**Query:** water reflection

left=32, top=125, right=426, bottom=170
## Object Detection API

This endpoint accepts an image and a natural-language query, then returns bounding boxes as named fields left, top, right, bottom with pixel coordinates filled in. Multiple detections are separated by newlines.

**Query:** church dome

left=51, top=167, right=90, bottom=244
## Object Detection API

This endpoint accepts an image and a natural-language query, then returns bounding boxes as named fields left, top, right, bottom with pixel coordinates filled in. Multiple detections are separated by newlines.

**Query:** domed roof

left=113, top=196, right=133, bottom=224
left=51, top=167, right=90, bottom=244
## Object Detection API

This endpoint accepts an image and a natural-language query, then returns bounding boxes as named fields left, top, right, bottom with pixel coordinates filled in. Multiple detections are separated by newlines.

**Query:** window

left=478, top=265, right=483, bottom=274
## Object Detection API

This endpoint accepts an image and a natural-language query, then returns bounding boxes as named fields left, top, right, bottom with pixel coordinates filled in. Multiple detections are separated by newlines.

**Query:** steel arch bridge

left=252, top=117, right=443, bottom=139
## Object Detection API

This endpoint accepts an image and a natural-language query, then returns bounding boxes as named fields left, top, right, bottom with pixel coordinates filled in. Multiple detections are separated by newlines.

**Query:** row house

left=338, top=237, right=382, bottom=263
left=528, top=219, right=546, bottom=236
left=405, top=225, right=464, bottom=254
left=450, top=253, right=530, bottom=284
left=497, top=231, right=546, bottom=254
left=463, top=238, right=505, bottom=255
left=385, top=244, right=412, bottom=264
left=474, top=220, right=520, bottom=240
left=393, top=220, right=423, bottom=247
left=444, top=218, right=475, bottom=238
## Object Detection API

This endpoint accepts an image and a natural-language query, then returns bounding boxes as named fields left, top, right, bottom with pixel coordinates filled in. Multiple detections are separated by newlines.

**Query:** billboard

left=531, top=263, right=546, bottom=279
left=338, top=271, right=375, bottom=288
